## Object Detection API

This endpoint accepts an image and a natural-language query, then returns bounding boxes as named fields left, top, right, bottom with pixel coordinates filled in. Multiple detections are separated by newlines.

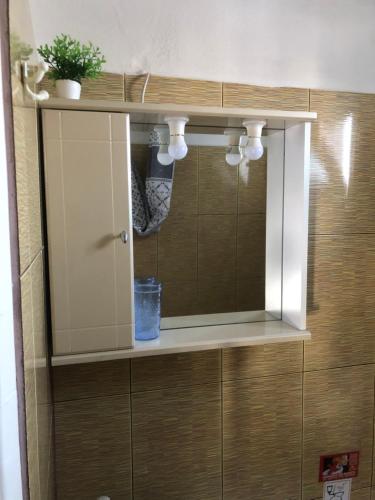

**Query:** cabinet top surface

left=40, top=98, right=317, bottom=129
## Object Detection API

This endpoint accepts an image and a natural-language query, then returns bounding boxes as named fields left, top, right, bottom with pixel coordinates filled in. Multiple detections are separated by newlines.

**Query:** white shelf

left=40, top=98, right=317, bottom=129
left=51, top=320, right=311, bottom=366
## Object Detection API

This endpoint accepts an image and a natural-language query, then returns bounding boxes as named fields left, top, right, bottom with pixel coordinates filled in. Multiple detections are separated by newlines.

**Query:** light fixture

left=154, top=125, right=174, bottom=166
left=164, top=116, right=189, bottom=160
left=243, top=120, right=266, bottom=160
left=224, top=129, right=244, bottom=166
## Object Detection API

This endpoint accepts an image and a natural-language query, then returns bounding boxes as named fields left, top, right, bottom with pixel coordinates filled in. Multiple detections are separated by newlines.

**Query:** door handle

left=119, top=230, right=128, bottom=244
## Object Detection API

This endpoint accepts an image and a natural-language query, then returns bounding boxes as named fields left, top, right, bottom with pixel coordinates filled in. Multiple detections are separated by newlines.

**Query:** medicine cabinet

left=40, top=98, right=316, bottom=365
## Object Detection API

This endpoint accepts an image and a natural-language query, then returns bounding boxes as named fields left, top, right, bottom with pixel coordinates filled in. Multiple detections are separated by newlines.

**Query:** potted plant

left=37, top=34, right=106, bottom=99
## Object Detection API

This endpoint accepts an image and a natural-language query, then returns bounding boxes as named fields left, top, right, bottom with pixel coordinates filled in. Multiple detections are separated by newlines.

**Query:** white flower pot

left=56, top=79, right=81, bottom=99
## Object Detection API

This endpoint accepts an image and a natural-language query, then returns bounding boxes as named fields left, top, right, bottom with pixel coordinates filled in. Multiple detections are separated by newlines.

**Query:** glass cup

left=134, top=277, right=162, bottom=341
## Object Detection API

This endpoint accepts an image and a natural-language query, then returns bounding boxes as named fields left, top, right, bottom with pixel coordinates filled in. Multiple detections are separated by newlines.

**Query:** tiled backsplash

left=36, top=72, right=375, bottom=500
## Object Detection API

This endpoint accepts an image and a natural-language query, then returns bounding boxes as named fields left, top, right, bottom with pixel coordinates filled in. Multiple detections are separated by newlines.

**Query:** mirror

left=131, top=123, right=284, bottom=329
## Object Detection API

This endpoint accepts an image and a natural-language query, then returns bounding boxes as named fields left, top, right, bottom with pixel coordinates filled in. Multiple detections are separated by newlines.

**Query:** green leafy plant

left=10, top=33, right=33, bottom=65
left=37, top=34, right=106, bottom=84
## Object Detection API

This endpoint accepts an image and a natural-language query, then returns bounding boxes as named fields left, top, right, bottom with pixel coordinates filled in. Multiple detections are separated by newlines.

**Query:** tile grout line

left=197, top=147, right=200, bottom=306
left=369, top=373, right=375, bottom=493
left=129, top=360, right=135, bottom=500
left=303, top=361, right=375, bottom=374
left=220, top=348, right=224, bottom=500
left=235, top=156, right=240, bottom=311
left=301, top=356, right=305, bottom=500
left=20, top=247, right=44, bottom=278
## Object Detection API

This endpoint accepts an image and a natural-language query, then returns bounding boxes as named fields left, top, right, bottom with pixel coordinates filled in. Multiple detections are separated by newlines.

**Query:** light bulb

left=225, top=146, right=242, bottom=166
left=245, top=137, right=264, bottom=160
left=168, top=137, right=188, bottom=160
left=243, top=120, right=266, bottom=161
left=154, top=125, right=174, bottom=165
left=157, top=144, right=174, bottom=165
left=224, top=129, right=244, bottom=166
left=164, top=116, right=189, bottom=160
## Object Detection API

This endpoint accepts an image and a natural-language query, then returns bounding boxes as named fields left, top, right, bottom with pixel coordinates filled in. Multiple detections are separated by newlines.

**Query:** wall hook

left=21, top=60, right=49, bottom=101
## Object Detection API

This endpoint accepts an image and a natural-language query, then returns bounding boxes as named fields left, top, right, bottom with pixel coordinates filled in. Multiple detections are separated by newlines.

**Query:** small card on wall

left=323, top=478, right=352, bottom=500
left=319, top=451, right=359, bottom=482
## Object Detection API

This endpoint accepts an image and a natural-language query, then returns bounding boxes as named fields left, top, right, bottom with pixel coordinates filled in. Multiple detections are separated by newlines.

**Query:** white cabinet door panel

left=43, top=110, right=134, bottom=355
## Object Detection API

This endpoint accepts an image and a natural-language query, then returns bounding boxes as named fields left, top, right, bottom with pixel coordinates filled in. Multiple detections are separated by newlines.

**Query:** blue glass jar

left=134, top=277, right=162, bottom=341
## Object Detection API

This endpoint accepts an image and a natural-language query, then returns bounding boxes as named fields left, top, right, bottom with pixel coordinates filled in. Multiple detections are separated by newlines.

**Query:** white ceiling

left=28, top=0, right=375, bottom=93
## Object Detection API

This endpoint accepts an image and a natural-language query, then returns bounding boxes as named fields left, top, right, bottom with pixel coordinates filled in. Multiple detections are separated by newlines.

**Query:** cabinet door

left=42, top=110, right=134, bottom=355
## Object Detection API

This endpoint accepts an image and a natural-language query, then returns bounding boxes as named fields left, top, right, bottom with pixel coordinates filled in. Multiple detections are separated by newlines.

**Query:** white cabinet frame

left=39, top=99, right=315, bottom=365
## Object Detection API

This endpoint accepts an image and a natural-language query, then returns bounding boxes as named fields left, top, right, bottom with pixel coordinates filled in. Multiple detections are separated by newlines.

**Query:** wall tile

left=13, top=106, right=42, bottom=274
left=223, top=373, right=303, bottom=500
left=39, top=72, right=124, bottom=101
left=31, top=255, right=49, bottom=406
left=303, top=488, right=371, bottom=500
left=133, top=232, right=158, bottom=278
left=125, top=74, right=222, bottom=106
left=169, top=146, right=199, bottom=216
left=197, top=277, right=236, bottom=314
left=309, top=90, right=375, bottom=235
left=223, top=82, right=309, bottom=111
left=158, top=216, right=198, bottom=282
left=53, top=360, right=130, bottom=402
left=237, top=213, right=266, bottom=278
left=30, top=256, right=53, bottom=500
left=303, top=365, right=375, bottom=499
left=21, top=253, right=53, bottom=500
left=236, top=274, right=265, bottom=311
left=131, top=350, right=221, bottom=392
left=238, top=155, right=267, bottom=214
left=305, top=234, right=375, bottom=370
left=55, top=395, right=132, bottom=500
left=198, top=146, right=238, bottom=214
left=132, top=383, right=221, bottom=500
left=161, top=280, right=199, bottom=317
left=350, top=489, right=371, bottom=500
left=198, top=214, right=236, bottom=281
left=20, top=267, right=40, bottom=500
left=38, top=402, right=53, bottom=500
left=223, top=342, right=303, bottom=381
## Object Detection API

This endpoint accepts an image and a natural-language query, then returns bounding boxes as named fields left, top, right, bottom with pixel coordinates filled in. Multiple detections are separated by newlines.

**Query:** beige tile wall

left=12, top=94, right=54, bottom=498
left=39, top=74, right=375, bottom=500
left=10, top=16, right=54, bottom=500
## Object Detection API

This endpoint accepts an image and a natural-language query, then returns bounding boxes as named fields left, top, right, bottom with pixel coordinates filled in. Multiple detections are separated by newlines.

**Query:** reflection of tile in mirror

left=237, top=213, right=266, bottom=278
left=198, top=214, right=236, bottom=281
left=161, top=281, right=199, bottom=317
left=170, top=147, right=198, bottom=216
left=131, top=130, right=272, bottom=321
left=198, top=146, right=238, bottom=215
left=158, top=216, right=198, bottom=282
left=238, top=154, right=267, bottom=215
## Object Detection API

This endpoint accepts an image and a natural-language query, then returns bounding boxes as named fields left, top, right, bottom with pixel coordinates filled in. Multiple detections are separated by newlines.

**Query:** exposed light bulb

left=245, top=137, right=264, bottom=160
left=157, top=144, right=174, bottom=165
left=224, top=129, right=244, bottom=167
left=164, top=116, right=189, bottom=160
left=154, top=125, right=174, bottom=165
left=168, top=137, right=188, bottom=160
left=226, top=146, right=242, bottom=166
left=243, top=120, right=266, bottom=161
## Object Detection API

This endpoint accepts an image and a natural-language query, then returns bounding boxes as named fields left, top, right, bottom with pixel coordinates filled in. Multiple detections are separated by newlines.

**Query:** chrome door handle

left=119, top=230, right=128, bottom=244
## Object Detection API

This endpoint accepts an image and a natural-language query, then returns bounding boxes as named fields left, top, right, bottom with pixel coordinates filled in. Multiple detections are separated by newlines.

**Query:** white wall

left=29, top=0, right=375, bottom=93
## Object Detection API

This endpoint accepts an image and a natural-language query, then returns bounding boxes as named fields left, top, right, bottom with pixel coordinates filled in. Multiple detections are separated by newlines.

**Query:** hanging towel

left=132, top=136, right=175, bottom=236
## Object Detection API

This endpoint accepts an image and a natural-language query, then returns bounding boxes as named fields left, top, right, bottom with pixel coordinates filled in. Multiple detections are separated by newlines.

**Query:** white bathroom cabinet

left=42, top=110, right=134, bottom=355
left=40, top=99, right=315, bottom=365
